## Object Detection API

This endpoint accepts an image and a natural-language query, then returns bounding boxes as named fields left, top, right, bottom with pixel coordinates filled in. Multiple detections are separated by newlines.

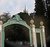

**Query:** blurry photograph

left=0, top=0, right=50, bottom=47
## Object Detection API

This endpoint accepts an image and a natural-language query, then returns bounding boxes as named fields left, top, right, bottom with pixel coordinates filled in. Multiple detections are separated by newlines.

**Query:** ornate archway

left=3, top=15, right=32, bottom=47
left=1, top=14, right=46, bottom=47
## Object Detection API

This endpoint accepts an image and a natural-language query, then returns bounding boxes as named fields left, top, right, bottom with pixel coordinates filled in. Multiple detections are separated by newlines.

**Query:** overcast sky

left=0, top=0, right=35, bottom=15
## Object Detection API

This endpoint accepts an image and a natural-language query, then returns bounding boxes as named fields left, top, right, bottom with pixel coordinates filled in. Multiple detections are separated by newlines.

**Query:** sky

left=0, top=0, right=35, bottom=15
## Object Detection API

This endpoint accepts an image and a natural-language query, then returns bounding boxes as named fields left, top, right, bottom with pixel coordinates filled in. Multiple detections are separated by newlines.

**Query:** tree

left=17, top=12, right=31, bottom=25
left=0, top=13, right=11, bottom=23
left=35, top=0, right=45, bottom=16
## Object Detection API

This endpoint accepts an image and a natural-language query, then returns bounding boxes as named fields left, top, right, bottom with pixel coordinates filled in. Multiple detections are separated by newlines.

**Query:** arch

left=5, top=24, right=29, bottom=41
left=3, top=15, right=30, bottom=29
left=2, top=15, right=32, bottom=47
left=3, top=14, right=30, bottom=41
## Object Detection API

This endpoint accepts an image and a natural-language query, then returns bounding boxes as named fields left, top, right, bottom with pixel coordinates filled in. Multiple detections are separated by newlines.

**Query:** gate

left=0, top=15, right=46, bottom=47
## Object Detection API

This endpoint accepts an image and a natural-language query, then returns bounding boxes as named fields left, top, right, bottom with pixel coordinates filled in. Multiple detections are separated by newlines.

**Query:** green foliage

left=35, top=0, right=45, bottom=15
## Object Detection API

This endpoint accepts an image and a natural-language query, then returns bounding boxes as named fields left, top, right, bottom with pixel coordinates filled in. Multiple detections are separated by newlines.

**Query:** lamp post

left=30, top=19, right=37, bottom=47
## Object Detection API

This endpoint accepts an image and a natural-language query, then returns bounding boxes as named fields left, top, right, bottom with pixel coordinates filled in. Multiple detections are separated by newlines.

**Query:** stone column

left=40, top=21, right=46, bottom=47
left=0, top=20, right=3, bottom=47
left=30, top=19, right=37, bottom=47
left=29, top=28, right=33, bottom=47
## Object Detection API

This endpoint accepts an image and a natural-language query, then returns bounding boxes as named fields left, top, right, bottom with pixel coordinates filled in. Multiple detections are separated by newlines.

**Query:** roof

left=3, top=14, right=30, bottom=29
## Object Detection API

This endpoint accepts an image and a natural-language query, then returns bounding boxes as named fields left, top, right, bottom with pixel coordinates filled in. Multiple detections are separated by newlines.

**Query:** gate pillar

left=0, top=21, right=3, bottom=47
left=30, top=19, right=37, bottom=47
left=40, top=21, right=46, bottom=47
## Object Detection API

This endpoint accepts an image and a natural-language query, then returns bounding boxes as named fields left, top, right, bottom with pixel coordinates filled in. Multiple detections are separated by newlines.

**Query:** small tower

left=23, top=5, right=28, bottom=13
